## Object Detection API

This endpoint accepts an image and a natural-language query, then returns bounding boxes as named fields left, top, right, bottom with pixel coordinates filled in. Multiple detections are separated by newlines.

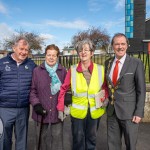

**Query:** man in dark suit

left=105, top=33, right=146, bottom=150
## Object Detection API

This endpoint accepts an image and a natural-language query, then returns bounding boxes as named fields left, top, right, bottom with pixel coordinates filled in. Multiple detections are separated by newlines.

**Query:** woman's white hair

left=75, top=39, right=96, bottom=53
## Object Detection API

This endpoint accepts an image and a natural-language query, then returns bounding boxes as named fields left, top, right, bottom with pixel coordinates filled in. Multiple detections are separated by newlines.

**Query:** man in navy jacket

left=0, top=37, right=36, bottom=150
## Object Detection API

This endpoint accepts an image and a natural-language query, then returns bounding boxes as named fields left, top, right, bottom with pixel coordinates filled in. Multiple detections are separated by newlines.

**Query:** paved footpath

left=12, top=114, right=150, bottom=150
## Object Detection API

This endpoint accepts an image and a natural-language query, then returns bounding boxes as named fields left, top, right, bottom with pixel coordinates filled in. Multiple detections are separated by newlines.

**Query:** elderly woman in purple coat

left=29, top=44, right=67, bottom=150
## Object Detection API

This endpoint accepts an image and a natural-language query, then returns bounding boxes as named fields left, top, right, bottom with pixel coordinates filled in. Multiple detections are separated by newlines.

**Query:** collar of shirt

left=109, top=54, right=127, bottom=80
left=76, top=61, right=93, bottom=74
left=114, top=53, right=126, bottom=65
left=11, top=54, right=22, bottom=66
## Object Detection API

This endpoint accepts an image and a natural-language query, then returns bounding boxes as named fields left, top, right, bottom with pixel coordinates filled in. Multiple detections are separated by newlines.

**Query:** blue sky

left=0, top=0, right=150, bottom=51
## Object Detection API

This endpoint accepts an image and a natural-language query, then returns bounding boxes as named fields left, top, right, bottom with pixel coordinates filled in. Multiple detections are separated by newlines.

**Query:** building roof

left=62, top=47, right=75, bottom=51
left=33, top=53, right=45, bottom=57
left=146, top=18, right=150, bottom=22
left=0, top=50, right=9, bottom=54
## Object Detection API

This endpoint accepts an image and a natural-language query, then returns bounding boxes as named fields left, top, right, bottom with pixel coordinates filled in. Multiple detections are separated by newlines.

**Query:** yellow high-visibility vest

left=70, top=63, right=105, bottom=119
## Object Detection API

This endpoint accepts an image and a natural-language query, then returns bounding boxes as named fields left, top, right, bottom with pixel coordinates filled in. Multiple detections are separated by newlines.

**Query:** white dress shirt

left=109, top=54, right=126, bottom=81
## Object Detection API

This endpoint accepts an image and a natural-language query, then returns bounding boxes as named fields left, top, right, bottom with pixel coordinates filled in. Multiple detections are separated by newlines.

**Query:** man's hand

left=132, top=116, right=142, bottom=124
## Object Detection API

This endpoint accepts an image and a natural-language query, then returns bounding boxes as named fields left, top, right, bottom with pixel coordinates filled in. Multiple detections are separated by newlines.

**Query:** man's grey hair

left=13, top=36, right=30, bottom=48
left=75, top=39, right=96, bottom=53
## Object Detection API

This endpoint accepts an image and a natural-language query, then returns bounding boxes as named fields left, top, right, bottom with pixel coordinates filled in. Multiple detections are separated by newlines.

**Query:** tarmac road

left=12, top=114, right=150, bottom=150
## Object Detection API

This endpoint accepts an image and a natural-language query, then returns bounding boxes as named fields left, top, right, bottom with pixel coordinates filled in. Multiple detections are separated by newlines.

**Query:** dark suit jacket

left=105, top=54, right=146, bottom=120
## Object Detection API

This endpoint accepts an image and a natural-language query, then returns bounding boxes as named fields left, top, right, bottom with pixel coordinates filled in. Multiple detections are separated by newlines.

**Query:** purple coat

left=29, top=63, right=67, bottom=123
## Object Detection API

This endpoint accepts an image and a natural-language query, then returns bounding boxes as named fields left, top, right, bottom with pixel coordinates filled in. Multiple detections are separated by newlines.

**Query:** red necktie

left=112, top=60, right=120, bottom=86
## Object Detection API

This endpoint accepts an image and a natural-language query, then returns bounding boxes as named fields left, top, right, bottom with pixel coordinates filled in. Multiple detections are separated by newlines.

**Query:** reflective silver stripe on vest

left=72, top=103, right=87, bottom=110
left=71, top=65, right=77, bottom=94
left=97, top=65, right=103, bottom=88
left=90, top=106, right=97, bottom=112
left=73, top=92, right=95, bottom=98
left=88, top=94, right=95, bottom=98
left=73, top=92, right=87, bottom=97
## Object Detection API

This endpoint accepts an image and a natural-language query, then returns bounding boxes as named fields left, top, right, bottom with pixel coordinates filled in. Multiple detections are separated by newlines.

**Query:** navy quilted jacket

left=0, top=53, right=36, bottom=108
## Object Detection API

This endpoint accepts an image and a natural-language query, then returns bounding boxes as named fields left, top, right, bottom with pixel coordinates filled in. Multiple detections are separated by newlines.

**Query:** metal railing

left=32, top=51, right=150, bottom=83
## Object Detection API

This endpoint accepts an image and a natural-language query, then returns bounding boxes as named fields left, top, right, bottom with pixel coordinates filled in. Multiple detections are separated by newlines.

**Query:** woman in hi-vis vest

left=57, top=39, right=108, bottom=150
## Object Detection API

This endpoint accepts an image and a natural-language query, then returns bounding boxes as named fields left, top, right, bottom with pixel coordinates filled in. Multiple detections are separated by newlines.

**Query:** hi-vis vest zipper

left=70, top=63, right=105, bottom=119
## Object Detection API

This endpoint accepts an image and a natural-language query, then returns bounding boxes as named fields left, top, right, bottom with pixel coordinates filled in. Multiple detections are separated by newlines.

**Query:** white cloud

left=0, top=19, right=89, bottom=50
left=88, top=0, right=102, bottom=12
left=40, top=35, right=70, bottom=50
left=58, top=40, right=71, bottom=50
left=20, top=22, right=42, bottom=27
left=103, top=18, right=124, bottom=29
left=102, top=18, right=125, bottom=36
left=20, top=19, right=89, bottom=30
left=0, top=23, right=17, bottom=49
left=9, top=21, right=76, bottom=50
left=39, top=37, right=70, bottom=52
left=19, top=22, right=46, bottom=30
left=40, top=33, right=55, bottom=40
left=0, top=1, right=8, bottom=14
left=114, top=0, right=125, bottom=10
left=146, top=10, right=150, bottom=18
left=0, top=23, right=16, bottom=40
left=45, top=19, right=89, bottom=30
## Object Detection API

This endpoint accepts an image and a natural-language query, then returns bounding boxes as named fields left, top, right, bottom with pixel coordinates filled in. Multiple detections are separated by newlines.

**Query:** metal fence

left=32, top=51, right=150, bottom=83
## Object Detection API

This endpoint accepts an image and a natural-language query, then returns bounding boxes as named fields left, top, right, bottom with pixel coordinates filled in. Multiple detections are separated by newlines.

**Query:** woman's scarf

left=45, top=61, right=62, bottom=95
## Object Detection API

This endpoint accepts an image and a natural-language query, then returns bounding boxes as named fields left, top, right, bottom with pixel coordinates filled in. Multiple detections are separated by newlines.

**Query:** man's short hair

left=13, top=36, right=30, bottom=48
left=111, top=33, right=129, bottom=46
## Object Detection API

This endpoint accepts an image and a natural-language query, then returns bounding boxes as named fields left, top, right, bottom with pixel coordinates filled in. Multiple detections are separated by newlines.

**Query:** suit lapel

left=117, top=54, right=130, bottom=83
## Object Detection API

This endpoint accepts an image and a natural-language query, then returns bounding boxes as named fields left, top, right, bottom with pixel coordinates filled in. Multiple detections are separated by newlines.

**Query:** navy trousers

left=71, top=109, right=100, bottom=150
left=0, top=107, right=29, bottom=150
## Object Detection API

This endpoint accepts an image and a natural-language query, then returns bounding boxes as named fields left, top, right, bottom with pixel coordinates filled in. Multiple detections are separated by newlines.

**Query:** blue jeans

left=0, top=107, right=29, bottom=150
left=71, top=109, right=100, bottom=150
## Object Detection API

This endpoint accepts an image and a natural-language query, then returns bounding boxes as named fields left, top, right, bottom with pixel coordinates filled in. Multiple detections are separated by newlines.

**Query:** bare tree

left=72, top=27, right=110, bottom=51
left=3, top=30, right=45, bottom=52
